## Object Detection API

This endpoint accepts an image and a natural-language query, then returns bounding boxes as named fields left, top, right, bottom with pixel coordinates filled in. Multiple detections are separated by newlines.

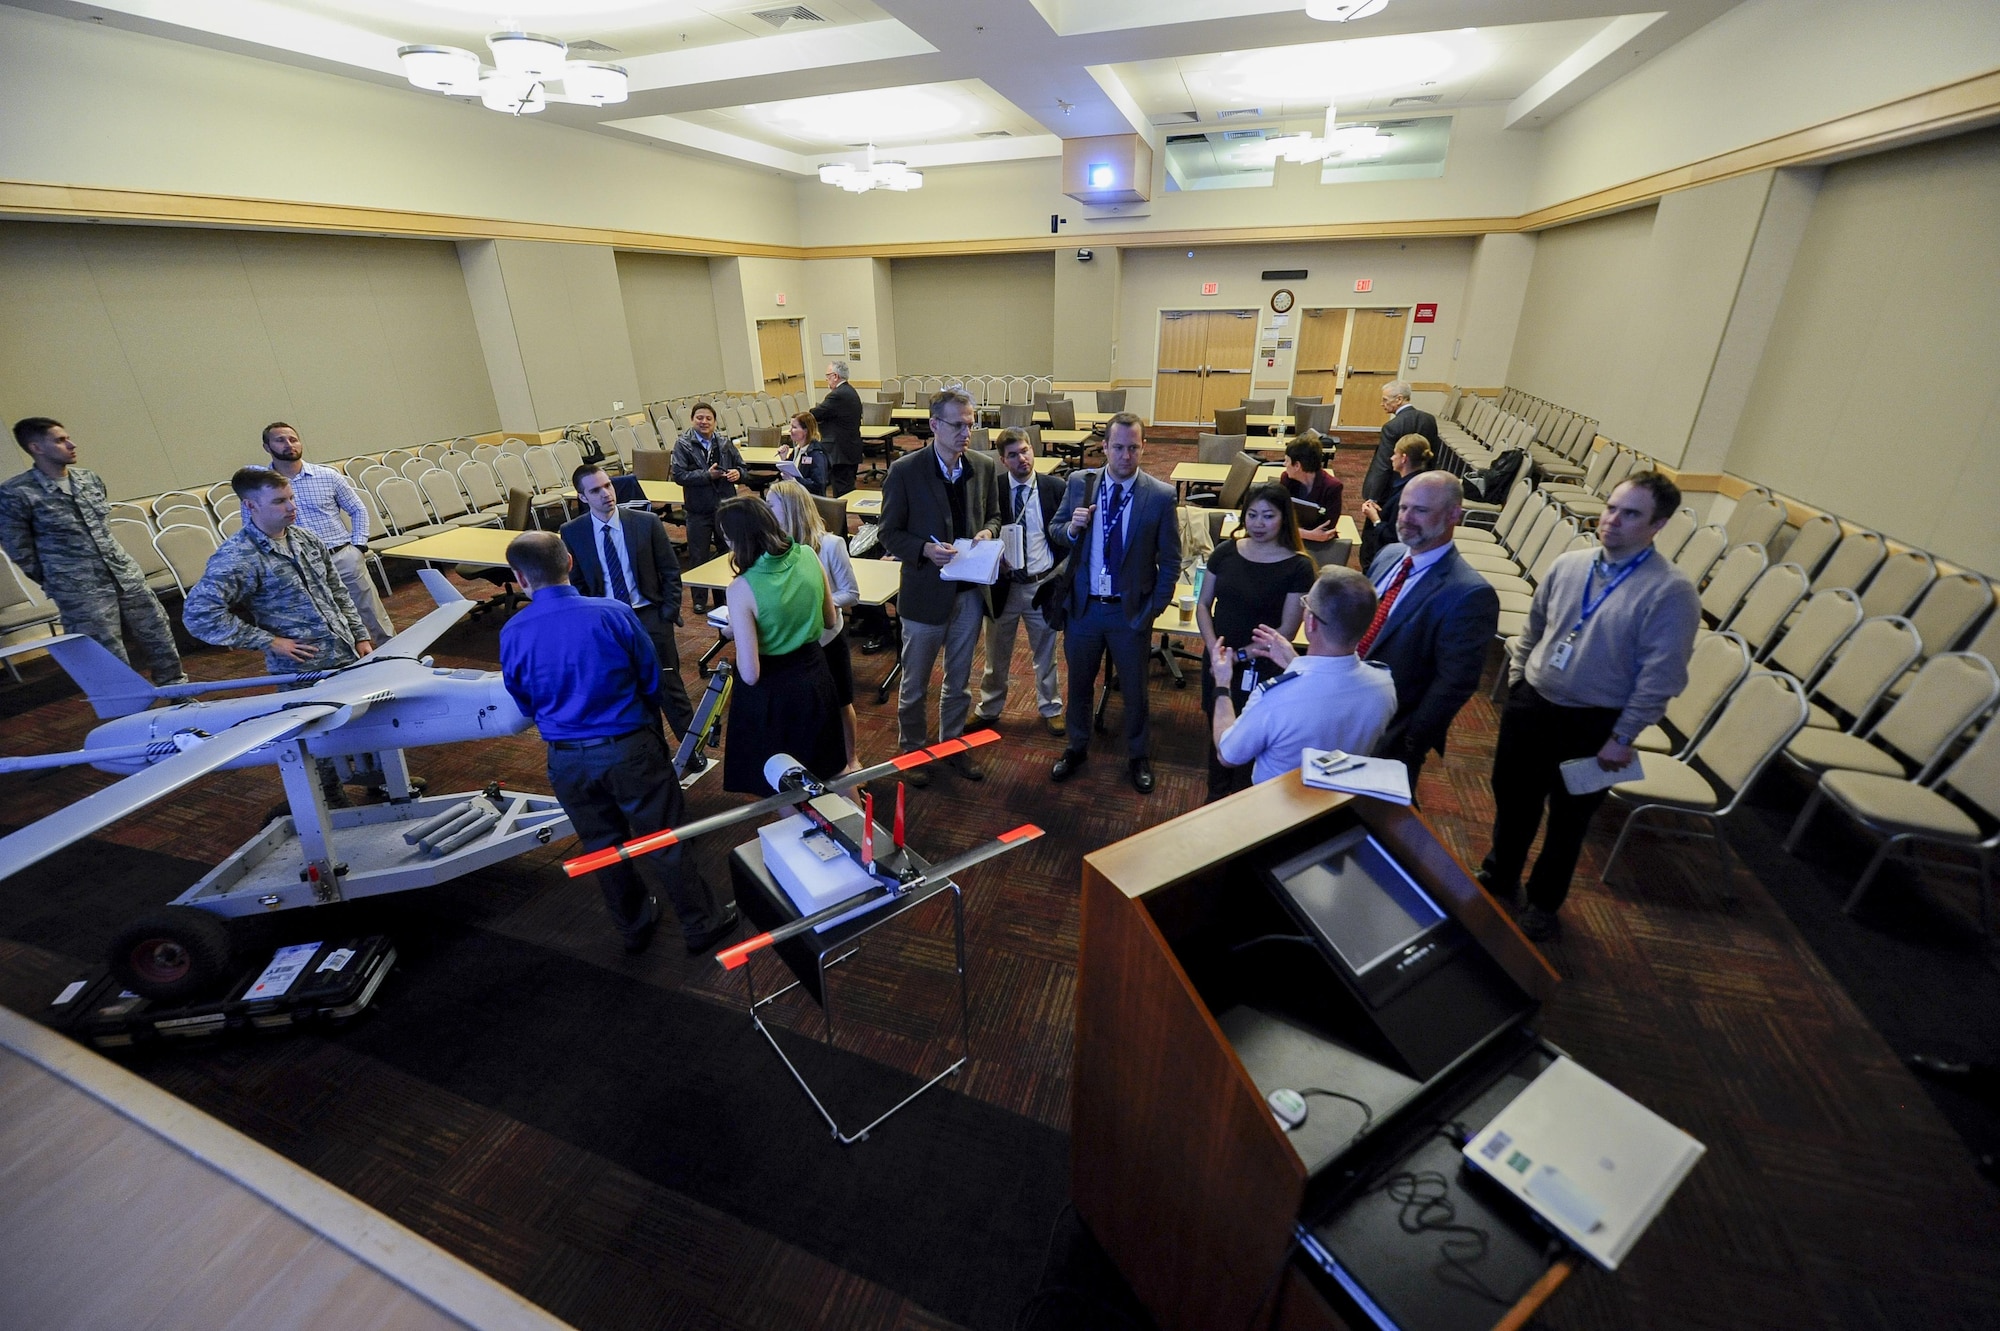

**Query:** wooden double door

left=1291, top=306, right=1410, bottom=429
left=757, top=318, right=807, bottom=396
left=1153, top=309, right=1258, bottom=425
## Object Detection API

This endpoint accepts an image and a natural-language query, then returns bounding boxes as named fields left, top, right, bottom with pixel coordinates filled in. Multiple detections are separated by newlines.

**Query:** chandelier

left=817, top=145, right=924, bottom=193
left=397, top=32, right=627, bottom=116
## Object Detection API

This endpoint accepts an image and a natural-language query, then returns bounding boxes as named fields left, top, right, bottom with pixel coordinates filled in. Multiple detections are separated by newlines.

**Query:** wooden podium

left=1071, top=774, right=1569, bottom=1331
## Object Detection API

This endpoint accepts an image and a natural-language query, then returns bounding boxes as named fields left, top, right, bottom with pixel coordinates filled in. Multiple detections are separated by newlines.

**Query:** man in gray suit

left=1047, top=414, right=1181, bottom=794
left=879, top=389, right=1004, bottom=783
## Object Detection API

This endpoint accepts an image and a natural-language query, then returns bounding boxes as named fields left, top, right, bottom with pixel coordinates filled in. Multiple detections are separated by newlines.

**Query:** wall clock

left=1270, top=288, right=1295, bottom=314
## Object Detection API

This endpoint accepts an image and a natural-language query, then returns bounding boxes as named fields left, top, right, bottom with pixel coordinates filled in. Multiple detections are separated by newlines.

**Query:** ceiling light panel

left=718, top=80, right=1038, bottom=152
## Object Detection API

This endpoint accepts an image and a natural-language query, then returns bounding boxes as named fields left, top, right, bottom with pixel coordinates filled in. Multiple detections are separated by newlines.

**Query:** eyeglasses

left=933, top=418, right=974, bottom=434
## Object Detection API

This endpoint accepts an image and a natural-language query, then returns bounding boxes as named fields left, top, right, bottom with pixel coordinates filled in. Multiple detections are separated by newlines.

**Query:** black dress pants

left=547, top=726, right=727, bottom=945
left=683, top=509, right=727, bottom=609
left=635, top=604, right=695, bottom=739
left=829, top=463, right=858, bottom=497
left=1482, top=682, right=1623, bottom=913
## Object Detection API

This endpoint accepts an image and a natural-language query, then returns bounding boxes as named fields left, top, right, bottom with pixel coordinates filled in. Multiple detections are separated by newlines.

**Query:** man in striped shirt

left=258, top=422, right=393, bottom=643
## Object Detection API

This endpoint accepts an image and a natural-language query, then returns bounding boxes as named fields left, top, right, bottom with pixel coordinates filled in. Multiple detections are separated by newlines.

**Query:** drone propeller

left=561, top=729, right=1001, bottom=877
left=715, top=822, right=1043, bottom=970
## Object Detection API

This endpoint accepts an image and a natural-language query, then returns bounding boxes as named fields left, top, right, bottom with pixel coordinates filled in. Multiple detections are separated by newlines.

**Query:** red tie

left=1356, top=556, right=1414, bottom=656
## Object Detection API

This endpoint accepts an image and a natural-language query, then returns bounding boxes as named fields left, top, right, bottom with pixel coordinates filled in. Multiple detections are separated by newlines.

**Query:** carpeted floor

left=2, top=431, right=1998, bottom=1330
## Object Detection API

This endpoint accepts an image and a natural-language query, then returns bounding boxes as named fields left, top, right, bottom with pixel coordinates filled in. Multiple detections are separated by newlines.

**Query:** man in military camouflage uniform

left=0, top=417, right=187, bottom=685
left=183, top=466, right=373, bottom=675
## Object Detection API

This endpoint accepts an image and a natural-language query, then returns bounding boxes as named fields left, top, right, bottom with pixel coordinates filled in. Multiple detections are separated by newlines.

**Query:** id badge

left=1549, top=636, right=1575, bottom=671
left=1240, top=666, right=1258, bottom=693
left=1095, top=564, right=1112, bottom=597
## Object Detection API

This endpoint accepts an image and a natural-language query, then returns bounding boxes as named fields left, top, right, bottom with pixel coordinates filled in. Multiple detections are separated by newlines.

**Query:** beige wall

left=1449, top=233, right=1536, bottom=389
left=0, top=5, right=800, bottom=248
left=1116, top=239, right=1474, bottom=420
left=799, top=257, right=894, bottom=386
left=892, top=254, right=1056, bottom=375
left=616, top=252, right=729, bottom=401
left=459, top=240, right=640, bottom=432
left=1504, top=206, right=1657, bottom=429
left=1054, top=247, right=1121, bottom=383
left=1530, top=0, right=2000, bottom=211
left=0, top=222, right=495, bottom=498
left=1728, top=128, right=2000, bottom=575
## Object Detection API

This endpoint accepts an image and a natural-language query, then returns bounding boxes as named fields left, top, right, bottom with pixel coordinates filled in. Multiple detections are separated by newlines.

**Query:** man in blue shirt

left=500, top=531, right=737, bottom=956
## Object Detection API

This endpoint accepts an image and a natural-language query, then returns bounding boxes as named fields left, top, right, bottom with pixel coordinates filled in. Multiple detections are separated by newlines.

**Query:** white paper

left=1560, top=753, right=1642, bottom=796
left=246, top=942, right=322, bottom=1000
left=53, top=979, right=86, bottom=1005
left=1298, top=748, right=1412, bottom=804
left=316, top=947, right=355, bottom=974
left=939, top=538, right=1003, bottom=585
left=776, top=459, right=803, bottom=481
left=1000, top=523, right=1025, bottom=570
left=706, top=605, right=730, bottom=629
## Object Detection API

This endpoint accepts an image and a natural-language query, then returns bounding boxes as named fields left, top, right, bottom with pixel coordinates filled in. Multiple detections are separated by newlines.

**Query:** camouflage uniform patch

left=182, top=521, right=368, bottom=675
left=0, top=465, right=185, bottom=684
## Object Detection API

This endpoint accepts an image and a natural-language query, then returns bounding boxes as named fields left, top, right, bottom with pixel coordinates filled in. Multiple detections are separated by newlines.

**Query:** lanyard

left=1570, top=547, right=1652, bottom=635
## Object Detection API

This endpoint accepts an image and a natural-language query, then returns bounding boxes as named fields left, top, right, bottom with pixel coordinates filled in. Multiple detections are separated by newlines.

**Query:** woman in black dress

left=715, top=497, right=845, bottom=793
left=1195, top=482, right=1316, bottom=800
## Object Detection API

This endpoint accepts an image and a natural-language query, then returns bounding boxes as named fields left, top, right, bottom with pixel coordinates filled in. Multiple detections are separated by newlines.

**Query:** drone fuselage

left=80, top=658, right=530, bottom=775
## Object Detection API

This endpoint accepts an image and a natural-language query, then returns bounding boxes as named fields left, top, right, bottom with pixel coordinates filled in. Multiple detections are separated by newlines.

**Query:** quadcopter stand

left=727, top=838, right=971, bottom=1146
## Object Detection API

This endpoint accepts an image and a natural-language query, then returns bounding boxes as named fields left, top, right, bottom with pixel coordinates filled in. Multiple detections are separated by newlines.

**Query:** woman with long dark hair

left=715, top=496, right=845, bottom=792
left=1195, top=481, right=1315, bottom=800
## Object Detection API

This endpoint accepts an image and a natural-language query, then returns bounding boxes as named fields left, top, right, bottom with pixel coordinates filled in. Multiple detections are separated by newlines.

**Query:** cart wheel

left=109, top=907, right=234, bottom=1002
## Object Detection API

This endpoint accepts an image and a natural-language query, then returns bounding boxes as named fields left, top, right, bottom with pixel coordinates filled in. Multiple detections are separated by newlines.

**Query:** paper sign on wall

left=1414, top=303, right=1438, bottom=323
left=776, top=293, right=787, bottom=306
left=1201, top=282, right=1219, bottom=296
left=1353, top=278, right=1374, bottom=293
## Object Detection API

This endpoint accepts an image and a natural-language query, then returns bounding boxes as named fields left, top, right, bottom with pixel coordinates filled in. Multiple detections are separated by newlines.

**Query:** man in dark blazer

left=1361, top=379, right=1443, bottom=505
left=1047, top=414, right=1181, bottom=794
left=561, top=464, right=695, bottom=741
left=975, top=428, right=1068, bottom=736
left=879, top=389, right=1004, bottom=781
left=809, top=360, right=865, bottom=497
left=1358, top=471, right=1500, bottom=786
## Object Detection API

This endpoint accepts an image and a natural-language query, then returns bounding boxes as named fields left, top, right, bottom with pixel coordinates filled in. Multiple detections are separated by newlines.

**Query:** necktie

left=1356, top=556, right=1414, bottom=656
left=1014, top=482, right=1027, bottom=521
left=1102, top=482, right=1128, bottom=595
left=601, top=523, right=632, bottom=604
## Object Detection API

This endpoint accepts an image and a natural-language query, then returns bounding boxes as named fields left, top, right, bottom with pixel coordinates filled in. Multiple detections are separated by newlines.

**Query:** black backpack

left=1469, top=447, right=1525, bottom=503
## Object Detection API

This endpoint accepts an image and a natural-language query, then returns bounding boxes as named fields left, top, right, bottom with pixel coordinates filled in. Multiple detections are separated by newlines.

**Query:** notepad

left=1559, top=753, right=1642, bottom=795
left=1300, top=748, right=1412, bottom=805
left=939, top=538, right=1003, bottom=585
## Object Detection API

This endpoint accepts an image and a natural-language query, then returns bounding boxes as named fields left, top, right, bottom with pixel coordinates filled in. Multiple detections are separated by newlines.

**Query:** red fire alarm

left=1201, top=282, right=1219, bottom=296
left=1414, top=303, right=1438, bottom=323
left=1353, top=278, right=1373, bottom=294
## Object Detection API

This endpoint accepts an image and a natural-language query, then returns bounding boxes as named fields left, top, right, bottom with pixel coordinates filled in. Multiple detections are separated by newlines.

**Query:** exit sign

left=1201, top=282, right=1219, bottom=296
left=1414, top=303, right=1438, bottom=323
left=1353, top=278, right=1373, bottom=293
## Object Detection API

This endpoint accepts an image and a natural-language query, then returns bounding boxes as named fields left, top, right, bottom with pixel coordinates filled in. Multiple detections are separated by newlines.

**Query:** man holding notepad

left=1481, top=471, right=1701, bottom=942
left=878, top=388, right=1003, bottom=782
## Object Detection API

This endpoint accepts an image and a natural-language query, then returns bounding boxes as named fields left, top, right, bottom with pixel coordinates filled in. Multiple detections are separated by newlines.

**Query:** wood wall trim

left=3, top=69, right=1995, bottom=259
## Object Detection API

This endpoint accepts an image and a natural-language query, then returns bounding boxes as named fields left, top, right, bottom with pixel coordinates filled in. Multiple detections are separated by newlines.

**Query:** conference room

left=2, top=1, right=1998, bottom=1328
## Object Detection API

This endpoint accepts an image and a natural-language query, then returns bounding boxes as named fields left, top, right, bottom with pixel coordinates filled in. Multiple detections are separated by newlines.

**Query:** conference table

left=681, top=550, right=908, bottom=699
left=379, top=526, right=517, bottom=566
left=1169, top=461, right=1284, bottom=499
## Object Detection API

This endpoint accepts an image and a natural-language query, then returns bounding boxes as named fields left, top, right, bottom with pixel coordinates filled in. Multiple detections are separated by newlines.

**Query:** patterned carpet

left=2, top=432, right=1997, bottom=1330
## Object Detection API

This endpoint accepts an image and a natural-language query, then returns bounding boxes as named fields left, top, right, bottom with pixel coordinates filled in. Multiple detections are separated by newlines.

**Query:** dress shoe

left=683, top=750, right=709, bottom=776
left=1051, top=749, right=1089, bottom=782
left=1043, top=715, right=1067, bottom=737
left=949, top=754, right=984, bottom=781
left=971, top=713, right=1002, bottom=728
left=685, top=903, right=741, bottom=955
left=1515, top=904, right=1560, bottom=943
left=860, top=635, right=889, bottom=654
left=623, top=897, right=662, bottom=955
left=365, top=775, right=428, bottom=799
left=1129, top=757, right=1155, bottom=794
left=901, top=761, right=931, bottom=789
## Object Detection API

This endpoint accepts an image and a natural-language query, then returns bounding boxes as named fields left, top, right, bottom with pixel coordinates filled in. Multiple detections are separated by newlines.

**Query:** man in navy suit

left=1359, top=471, right=1501, bottom=787
left=560, top=464, right=695, bottom=741
left=1048, top=414, right=1181, bottom=794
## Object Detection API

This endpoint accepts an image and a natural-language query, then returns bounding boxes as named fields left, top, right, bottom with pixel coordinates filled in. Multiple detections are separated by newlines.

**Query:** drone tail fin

left=45, top=634, right=159, bottom=718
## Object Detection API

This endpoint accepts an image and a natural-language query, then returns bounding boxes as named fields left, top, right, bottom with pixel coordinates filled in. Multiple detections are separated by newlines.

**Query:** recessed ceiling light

left=1187, top=33, right=1474, bottom=104
left=746, top=86, right=971, bottom=143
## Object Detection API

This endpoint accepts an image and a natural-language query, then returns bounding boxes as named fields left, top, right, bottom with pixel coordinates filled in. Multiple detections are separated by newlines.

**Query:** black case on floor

left=44, top=937, right=396, bottom=1049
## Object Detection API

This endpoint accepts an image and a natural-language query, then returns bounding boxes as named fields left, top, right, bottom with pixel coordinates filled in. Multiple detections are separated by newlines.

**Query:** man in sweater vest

left=1480, top=471, right=1701, bottom=942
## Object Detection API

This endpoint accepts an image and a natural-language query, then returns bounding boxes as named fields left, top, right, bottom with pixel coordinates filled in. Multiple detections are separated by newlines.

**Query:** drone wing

left=369, top=574, right=474, bottom=662
left=562, top=730, right=1002, bottom=877
left=0, top=703, right=341, bottom=884
left=715, top=823, right=1043, bottom=970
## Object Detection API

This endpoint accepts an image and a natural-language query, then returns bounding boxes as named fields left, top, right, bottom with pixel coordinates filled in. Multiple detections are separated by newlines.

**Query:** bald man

left=1357, top=471, right=1499, bottom=787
